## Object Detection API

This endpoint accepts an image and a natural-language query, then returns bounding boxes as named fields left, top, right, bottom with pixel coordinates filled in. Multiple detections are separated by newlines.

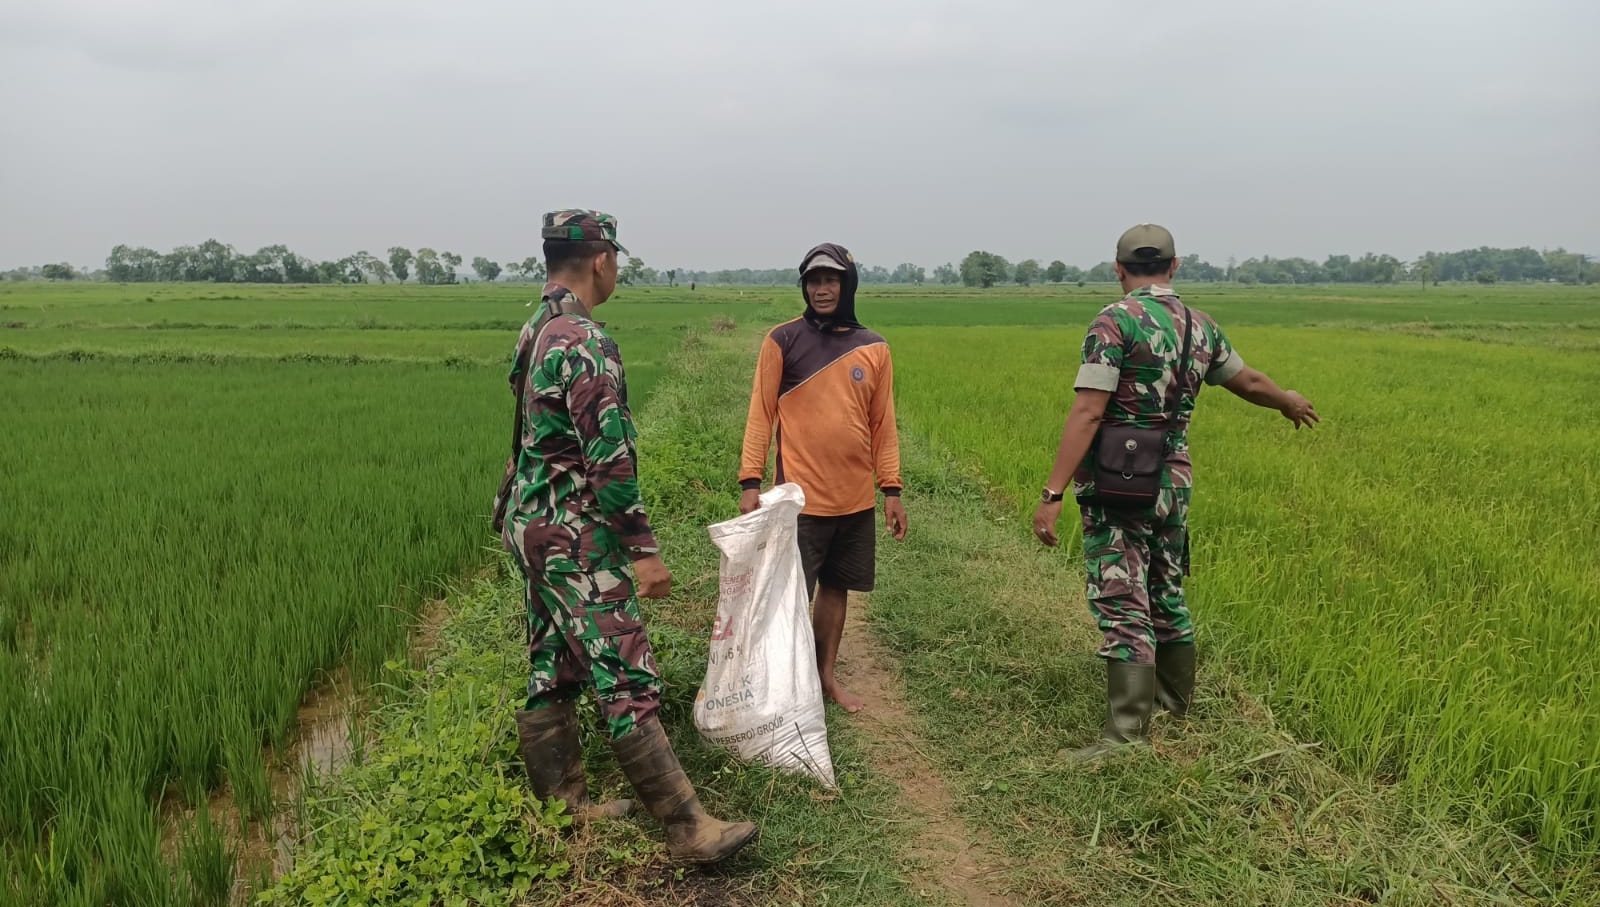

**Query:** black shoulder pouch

left=1085, top=304, right=1192, bottom=509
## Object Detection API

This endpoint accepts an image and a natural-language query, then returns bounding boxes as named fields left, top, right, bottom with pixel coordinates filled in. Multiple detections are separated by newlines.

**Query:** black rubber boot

left=514, top=701, right=633, bottom=827
left=1154, top=643, right=1196, bottom=718
left=1068, top=660, right=1156, bottom=763
left=611, top=717, right=759, bottom=864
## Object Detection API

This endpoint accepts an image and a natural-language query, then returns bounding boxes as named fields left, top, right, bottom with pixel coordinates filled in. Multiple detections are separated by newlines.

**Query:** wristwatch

left=1041, top=487, right=1065, bottom=503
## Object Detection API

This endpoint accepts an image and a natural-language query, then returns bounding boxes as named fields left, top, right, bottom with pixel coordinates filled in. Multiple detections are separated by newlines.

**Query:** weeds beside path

left=862, top=437, right=1585, bottom=905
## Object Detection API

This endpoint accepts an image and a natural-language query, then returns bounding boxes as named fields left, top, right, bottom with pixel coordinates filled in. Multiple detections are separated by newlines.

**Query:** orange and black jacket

left=739, top=243, right=902, bottom=517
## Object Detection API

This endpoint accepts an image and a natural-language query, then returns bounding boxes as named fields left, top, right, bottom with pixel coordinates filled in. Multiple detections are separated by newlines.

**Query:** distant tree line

left=40, top=242, right=664, bottom=288
left=2, top=241, right=1592, bottom=287
left=82, top=242, right=493, bottom=286
left=949, top=247, right=1595, bottom=288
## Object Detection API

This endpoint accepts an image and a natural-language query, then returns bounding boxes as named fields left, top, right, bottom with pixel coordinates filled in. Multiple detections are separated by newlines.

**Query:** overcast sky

left=2, top=0, right=1596, bottom=272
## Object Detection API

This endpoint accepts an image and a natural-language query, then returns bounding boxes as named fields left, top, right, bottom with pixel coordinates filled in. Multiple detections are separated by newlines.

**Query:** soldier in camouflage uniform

left=1032, top=224, right=1320, bottom=761
left=501, top=210, right=757, bottom=864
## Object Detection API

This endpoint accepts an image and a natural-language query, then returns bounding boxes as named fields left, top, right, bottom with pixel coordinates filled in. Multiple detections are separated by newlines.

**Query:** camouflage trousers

left=518, top=563, right=663, bottom=741
left=1079, top=486, right=1194, bottom=664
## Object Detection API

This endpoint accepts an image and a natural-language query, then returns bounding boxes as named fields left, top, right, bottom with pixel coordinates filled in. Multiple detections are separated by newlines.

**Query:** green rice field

left=890, top=316, right=1600, bottom=858
left=2, top=280, right=1596, bottom=905
left=0, top=283, right=713, bottom=905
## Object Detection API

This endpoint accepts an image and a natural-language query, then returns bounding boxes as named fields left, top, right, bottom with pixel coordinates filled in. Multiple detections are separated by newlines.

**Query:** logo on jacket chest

left=850, top=366, right=865, bottom=382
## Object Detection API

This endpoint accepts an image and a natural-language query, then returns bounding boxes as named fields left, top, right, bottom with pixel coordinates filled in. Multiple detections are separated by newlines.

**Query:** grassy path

left=264, top=321, right=944, bottom=907
left=266, top=316, right=1588, bottom=906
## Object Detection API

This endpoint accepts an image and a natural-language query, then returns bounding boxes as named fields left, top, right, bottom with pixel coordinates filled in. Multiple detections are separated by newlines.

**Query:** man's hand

left=1225, top=368, right=1320, bottom=430
left=1279, top=391, right=1320, bottom=429
left=884, top=496, right=908, bottom=541
left=633, top=555, right=673, bottom=600
left=1032, top=501, right=1064, bottom=548
left=739, top=488, right=761, bottom=515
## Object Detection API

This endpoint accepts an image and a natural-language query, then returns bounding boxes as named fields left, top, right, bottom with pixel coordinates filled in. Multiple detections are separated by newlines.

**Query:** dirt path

left=836, top=595, right=1019, bottom=907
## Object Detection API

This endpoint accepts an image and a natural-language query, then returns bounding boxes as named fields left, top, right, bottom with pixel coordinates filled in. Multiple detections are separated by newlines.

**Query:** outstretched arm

left=1223, top=366, right=1319, bottom=429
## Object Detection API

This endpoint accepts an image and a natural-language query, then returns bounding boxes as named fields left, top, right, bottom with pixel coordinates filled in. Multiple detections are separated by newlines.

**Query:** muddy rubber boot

left=1154, top=643, right=1196, bottom=718
left=515, top=702, right=633, bottom=827
left=1067, top=660, right=1156, bottom=763
left=610, top=717, right=759, bottom=864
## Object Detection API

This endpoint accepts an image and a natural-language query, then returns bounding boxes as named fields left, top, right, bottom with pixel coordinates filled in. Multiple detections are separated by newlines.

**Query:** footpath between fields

left=263, top=319, right=1578, bottom=907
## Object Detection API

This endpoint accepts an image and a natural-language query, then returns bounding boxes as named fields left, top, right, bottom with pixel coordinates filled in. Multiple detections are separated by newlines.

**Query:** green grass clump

left=259, top=579, right=573, bottom=907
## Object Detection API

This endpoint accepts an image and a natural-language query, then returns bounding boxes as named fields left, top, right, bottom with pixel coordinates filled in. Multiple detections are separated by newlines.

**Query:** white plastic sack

left=694, top=483, right=836, bottom=789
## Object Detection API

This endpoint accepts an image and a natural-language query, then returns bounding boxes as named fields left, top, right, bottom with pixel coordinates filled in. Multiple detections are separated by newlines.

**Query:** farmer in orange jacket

left=737, top=243, right=908, bottom=713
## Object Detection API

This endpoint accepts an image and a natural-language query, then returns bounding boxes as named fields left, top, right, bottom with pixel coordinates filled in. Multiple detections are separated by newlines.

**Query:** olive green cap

left=1115, top=223, right=1176, bottom=263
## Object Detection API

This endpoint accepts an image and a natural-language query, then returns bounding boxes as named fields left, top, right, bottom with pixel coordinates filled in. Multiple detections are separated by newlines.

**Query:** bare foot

left=823, top=680, right=865, bottom=713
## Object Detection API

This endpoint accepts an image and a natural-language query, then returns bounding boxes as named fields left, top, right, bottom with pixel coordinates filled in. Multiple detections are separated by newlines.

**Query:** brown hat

left=1115, top=223, right=1176, bottom=263
left=801, top=250, right=850, bottom=274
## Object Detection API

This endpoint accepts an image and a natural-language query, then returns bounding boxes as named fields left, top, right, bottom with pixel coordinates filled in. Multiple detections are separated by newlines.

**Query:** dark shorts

left=797, top=508, right=876, bottom=599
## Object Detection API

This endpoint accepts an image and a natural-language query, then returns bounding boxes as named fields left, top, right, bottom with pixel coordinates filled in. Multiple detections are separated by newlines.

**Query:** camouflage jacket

left=502, top=285, right=658, bottom=573
left=1072, top=286, right=1246, bottom=494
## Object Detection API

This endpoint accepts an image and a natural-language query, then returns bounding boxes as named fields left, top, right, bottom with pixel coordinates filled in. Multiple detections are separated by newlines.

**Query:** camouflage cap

left=541, top=209, right=629, bottom=255
left=1115, top=223, right=1176, bottom=263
